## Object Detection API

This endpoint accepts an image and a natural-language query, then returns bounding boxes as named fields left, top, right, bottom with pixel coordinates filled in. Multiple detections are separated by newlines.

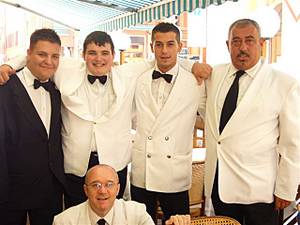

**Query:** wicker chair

left=156, top=161, right=205, bottom=222
left=189, top=161, right=205, bottom=218
left=191, top=216, right=241, bottom=225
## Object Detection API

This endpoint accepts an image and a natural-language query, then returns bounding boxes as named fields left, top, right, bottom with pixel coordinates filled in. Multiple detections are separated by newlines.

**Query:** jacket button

left=148, top=136, right=152, bottom=140
left=166, top=155, right=171, bottom=159
left=147, top=153, right=151, bottom=158
left=218, top=141, right=221, bottom=144
left=165, top=136, right=169, bottom=141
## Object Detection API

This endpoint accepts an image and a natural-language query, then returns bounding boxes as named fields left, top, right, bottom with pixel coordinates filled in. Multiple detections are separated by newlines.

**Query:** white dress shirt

left=17, top=67, right=51, bottom=135
left=151, top=63, right=179, bottom=111
left=217, top=60, right=263, bottom=119
left=77, top=71, right=116, bottom=151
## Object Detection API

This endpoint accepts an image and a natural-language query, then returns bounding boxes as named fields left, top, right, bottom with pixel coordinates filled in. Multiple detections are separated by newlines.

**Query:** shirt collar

left=229, top=59, right=262, bottom=79
left=88, top=201, right=114, bottom=225
left=154, top=62, right=179, bottom=83
left=22, top=67, right=49, bottom=87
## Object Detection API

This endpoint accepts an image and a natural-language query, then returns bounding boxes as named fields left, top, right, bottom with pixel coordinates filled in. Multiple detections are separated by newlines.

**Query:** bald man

left=53, top=165, right=190, bottom=225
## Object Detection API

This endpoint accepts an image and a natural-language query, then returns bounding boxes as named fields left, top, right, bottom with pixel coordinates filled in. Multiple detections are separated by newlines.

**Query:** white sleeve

left=197, top=81, right=207, bottom=120
left=53, top=57, right=85, bottom=92
left=5, top=55, right=26, bottom=70
left=178, top=58, right=195, bottom=72
left=275, top=81, right=300, bottom=201
left=116, top=59, right=155, bottom=79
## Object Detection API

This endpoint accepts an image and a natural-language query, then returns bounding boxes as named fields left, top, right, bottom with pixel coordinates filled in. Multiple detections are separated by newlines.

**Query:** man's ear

left=83, top=184, right=88, bottom=197
left=178, top=41, right=183, bottom=53
left=226, top=40, right=229, bottom=51
left=150, top=42, right=154, bottom=53
left=116, top=184, right=120, bottom=196
left=259, top=38, right=265, bottom=47
left=27, top=48, right=31, bottom=56
left=81, top=51, right=86, bottom=61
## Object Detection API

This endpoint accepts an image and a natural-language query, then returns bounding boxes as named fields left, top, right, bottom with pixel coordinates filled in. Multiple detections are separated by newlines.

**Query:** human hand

left=0, top=64, right=15, bottom=85
left=165, top=214, right=191, bottom=225
left=191, top=62, right=212, bottom=85
left=275, top=195, right=291, bottom=210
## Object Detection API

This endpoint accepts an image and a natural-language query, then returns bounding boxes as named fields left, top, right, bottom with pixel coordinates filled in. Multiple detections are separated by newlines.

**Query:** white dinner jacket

left=204, top=60, right=300, bottom=204
left=131, top=65, right=206, bottom=192
left=54, top=58, right=153, bottom=175
left=53, top=199, right=154, bottom=225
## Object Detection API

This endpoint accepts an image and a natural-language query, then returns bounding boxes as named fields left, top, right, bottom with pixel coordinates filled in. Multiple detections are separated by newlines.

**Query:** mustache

left=237, top=51, right=250, bottom=57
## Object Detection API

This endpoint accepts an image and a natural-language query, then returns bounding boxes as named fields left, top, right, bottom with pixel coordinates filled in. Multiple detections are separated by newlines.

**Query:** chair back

left=189, top=161, right=205, bottom=217
left=191, top=216, right=241, bottom=225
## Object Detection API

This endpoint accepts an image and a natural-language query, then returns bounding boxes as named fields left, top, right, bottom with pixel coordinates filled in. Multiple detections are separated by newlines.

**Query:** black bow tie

left=152, top=70, right=173, bottom=83
left=97, top=219, right=106, bottom=225
left=33, top=79, right=54, bottom=92
left=87, top=74, right=107, bottom=85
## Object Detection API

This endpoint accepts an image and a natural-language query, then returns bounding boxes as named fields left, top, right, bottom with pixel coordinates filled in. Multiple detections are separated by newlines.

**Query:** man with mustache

left=204, top=18, right=300, bottom=225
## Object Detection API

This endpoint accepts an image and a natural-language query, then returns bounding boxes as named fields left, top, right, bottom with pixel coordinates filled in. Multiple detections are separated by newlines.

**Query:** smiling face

left=83, top=42, right=114, bottom=76
left=84, top=165, right=120, bottom=217
left=151, top=31, right=182, bottom=73
left=26, top=40, right=60, bottom=81
left=226, top=23, right=264, bottom=70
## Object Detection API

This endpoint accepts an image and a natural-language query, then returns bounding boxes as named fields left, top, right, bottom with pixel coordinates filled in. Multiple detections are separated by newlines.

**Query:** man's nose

left=95, top=54, right=103, bottom=60
left=45, top=56, right=52, bottom=64
left=97, top=186, right=108, bottom=193
left=239, top=40, right=248, bottom=51
left=162, top=44, right=168, bottom=53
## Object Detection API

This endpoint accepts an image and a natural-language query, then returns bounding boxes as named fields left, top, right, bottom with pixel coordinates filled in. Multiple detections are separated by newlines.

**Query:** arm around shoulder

left=0, top=55, right=26, bottom=84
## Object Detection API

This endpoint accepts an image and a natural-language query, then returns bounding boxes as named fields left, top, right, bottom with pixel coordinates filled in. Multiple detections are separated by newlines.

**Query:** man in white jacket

left=204, top=18, right=300, bottom=225
left=131, top=22, right=206, bottom=222
left=53, top=165, right=191, bottom=225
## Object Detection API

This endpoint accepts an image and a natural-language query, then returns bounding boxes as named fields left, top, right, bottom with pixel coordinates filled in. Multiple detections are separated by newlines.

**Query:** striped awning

left=93, top=0, right=238, bottom=32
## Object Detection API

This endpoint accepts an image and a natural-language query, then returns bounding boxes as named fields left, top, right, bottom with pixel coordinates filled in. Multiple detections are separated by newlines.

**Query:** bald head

left=85, top=164, right=119, bottom=185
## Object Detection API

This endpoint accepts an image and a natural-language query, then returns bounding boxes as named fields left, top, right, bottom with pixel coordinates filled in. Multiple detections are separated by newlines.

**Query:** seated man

left=53, top=164, right=191, bottom=225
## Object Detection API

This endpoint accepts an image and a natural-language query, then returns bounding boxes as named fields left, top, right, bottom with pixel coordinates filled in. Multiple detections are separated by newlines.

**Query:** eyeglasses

left=85, top=181, right=116, bottom=190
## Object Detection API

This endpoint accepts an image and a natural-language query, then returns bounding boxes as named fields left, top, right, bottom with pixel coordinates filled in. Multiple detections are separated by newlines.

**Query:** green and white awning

left=93, top=0, right=238, bottom=32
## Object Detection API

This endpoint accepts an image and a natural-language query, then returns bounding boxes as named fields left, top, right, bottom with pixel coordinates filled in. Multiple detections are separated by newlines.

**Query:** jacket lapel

left=61, top=93, right=93, bottom=121
left=150, top=66, right=186, bottom=132
left=10, top=75, right=48, bottom=139
left=77, top=202, right=91, bottom=225
left=95, top=69, right=127, bottom=122
left=206, top=65, right=231, bottom=141
left=220, top=62, right=270, bottom=139
left=59, top=63, right=94, bottom=121
left=139, top=70, right=161, bottom=117
left=49, top=88, right=61, bottom=139
left=112, top=200, right=127, bottom=225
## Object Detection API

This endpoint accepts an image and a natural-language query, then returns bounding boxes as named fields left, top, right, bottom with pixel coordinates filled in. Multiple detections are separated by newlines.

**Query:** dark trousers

left=0, top=193, right=62, bottom=225
left=64, top=152, right=128, bottom=208
left=212, top=169, right=278, bottom=225
left=131, top=185, right=189, bottom=223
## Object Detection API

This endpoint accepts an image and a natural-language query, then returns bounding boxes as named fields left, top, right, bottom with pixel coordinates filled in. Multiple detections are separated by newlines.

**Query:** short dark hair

left=228, top=19, right=261, bottom=39
left=151, top=22, right=181, bottom=43
left=83, top=31, right=115, bottom=55
left=29, top=28, right=61, bottom=49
